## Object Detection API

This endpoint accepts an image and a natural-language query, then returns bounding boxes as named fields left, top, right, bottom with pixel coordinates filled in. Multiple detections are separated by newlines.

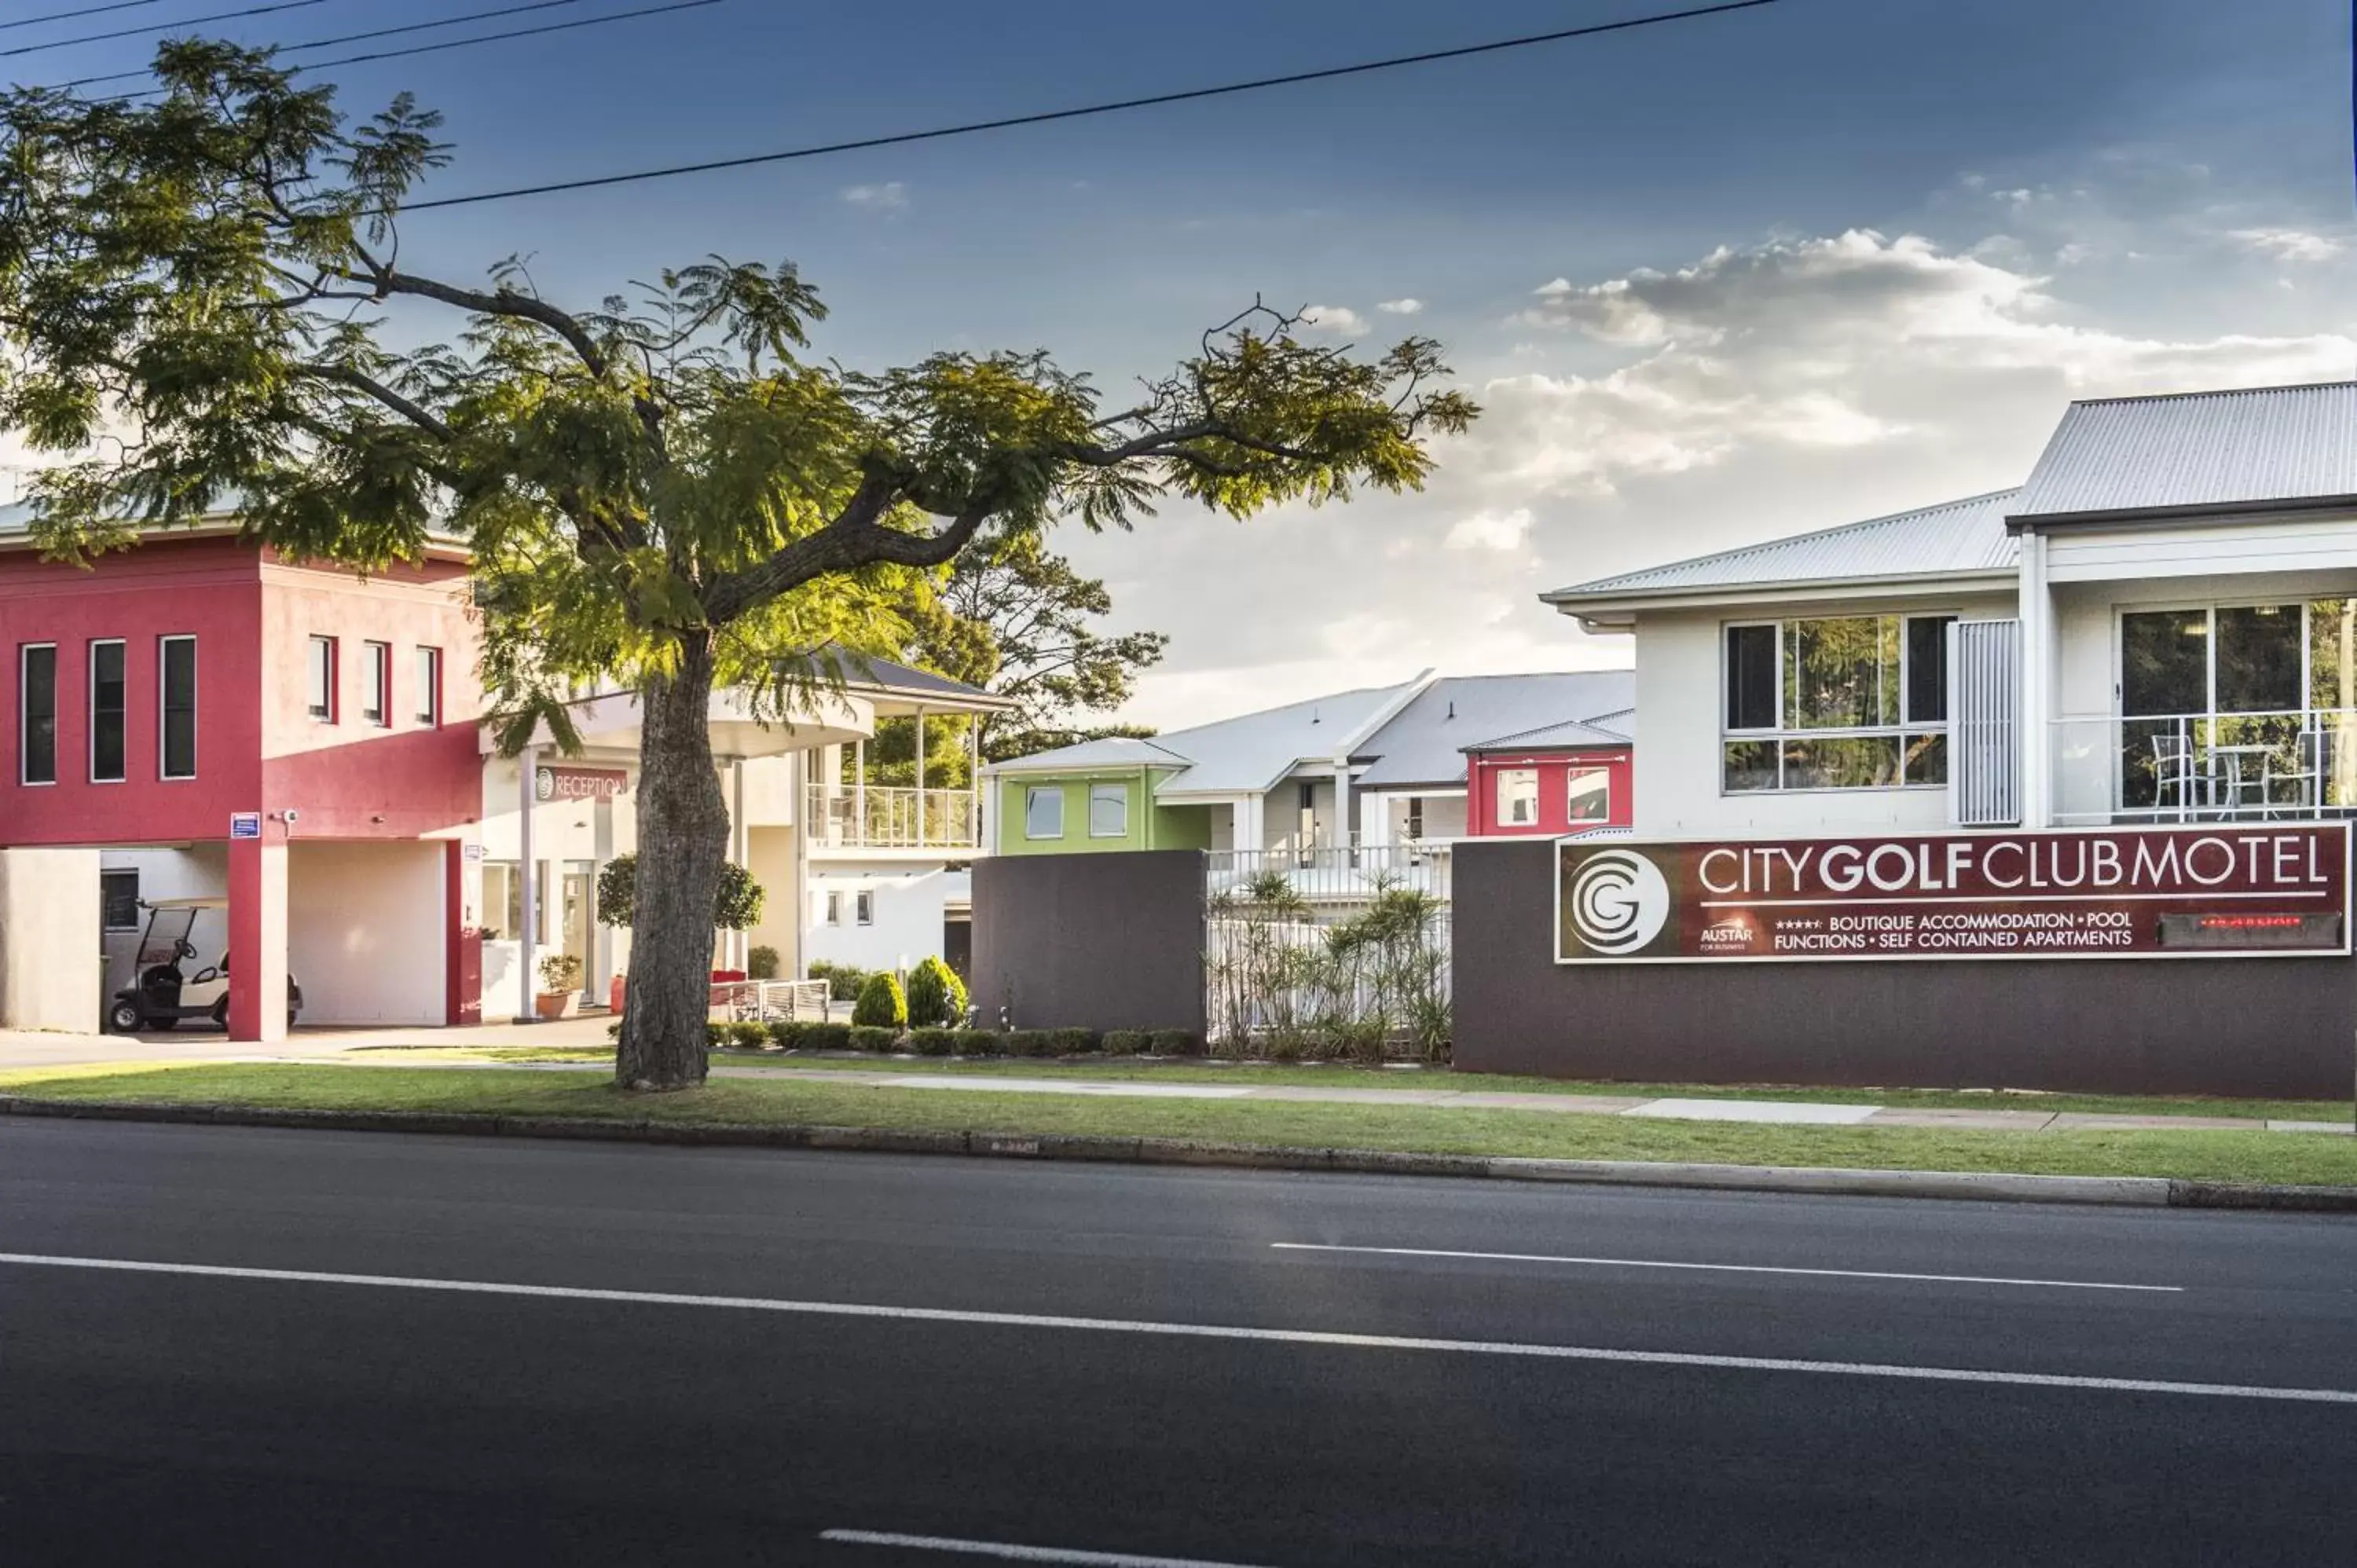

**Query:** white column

left=592, top=792, right=614, bottom=1002
left=2019, top=529, right=2051, bottom=828
left=915, top=705, right=929, bottom=847
left=968, top=716, right=981, bottom=846
left=730, top=757, right=749, bottom=972
left=1240, top=793, right=1266, bottom=855
left=515, top=745, right=539, bottom=1023
left=790, top=750, right=813, bottom=979
left=1332, top=764, right=1352, bottom=852
left=1359, top=789, right=1392, bottom=851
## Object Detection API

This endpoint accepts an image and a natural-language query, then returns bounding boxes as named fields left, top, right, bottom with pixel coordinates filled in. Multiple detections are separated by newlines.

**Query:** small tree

left=598, top=853, right=764, bottom=932
left=905, top=955, right=968, bottom=1028
left=537, top=951, right=583, bottom=996
left=851, top=971, right=907, bottom=1028
left=746, top=944, right=780, bottom=980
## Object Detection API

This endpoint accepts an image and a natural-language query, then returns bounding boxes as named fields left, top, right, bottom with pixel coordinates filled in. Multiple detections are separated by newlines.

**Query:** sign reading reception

left=1556, top=824, right=2352, bottom=964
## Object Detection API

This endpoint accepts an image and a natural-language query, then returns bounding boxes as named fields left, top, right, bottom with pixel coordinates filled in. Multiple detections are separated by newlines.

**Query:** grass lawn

left=435, top=1044, right=2356, bottom=1125
left=5, top=1061, right=2356, bottom=1187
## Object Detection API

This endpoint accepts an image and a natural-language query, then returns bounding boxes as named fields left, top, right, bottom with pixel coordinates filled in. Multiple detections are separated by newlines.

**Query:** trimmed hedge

left=1149, top=1028, right=1202, bottom=1057
left=909, top=1027, right=962, bottom=1057
left=1001, top=1029, right=1054, bottom=1058
left=800, top=1021, right=853, bottom=1052
left=849, top=1025, right=902, bottom=1053
left=1101, top=1029, right=1149, bottom=1057
left=1048, top=1027, right=1097, bottom=1056
left=768, top=1020, right=808, bottom=1050
left=725, top=1020, right=771, bottom=1050
left=904, top=955, right=968, bottom=1028
left=704, top=1023, right=731, bottom=1049
left=852, top=971, right=907, bottom=1028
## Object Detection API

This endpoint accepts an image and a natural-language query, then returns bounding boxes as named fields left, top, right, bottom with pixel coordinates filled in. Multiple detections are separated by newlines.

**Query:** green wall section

left=995, top=768, right=1203, bottom=854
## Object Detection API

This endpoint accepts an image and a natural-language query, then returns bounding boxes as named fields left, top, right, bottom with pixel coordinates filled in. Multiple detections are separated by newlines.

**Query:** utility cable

left=2, top=2, right=163, bottom=35
left=56, top=0, right=596, bottom=90
left=1, top=0, right=324, bottom=60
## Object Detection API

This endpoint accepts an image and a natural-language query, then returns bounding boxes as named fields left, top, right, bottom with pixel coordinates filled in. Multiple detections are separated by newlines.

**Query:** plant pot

left=533, top=991, right=576, bottom=1020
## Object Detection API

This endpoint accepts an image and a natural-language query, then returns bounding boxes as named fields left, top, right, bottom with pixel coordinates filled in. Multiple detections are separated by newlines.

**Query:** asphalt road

left=4, top=1119, right=2355, bottom=1566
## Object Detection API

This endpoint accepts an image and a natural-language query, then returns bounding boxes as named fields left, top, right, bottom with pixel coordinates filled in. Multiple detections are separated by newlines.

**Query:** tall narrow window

left=415, top=646, right=442, bottom=726
left=1496, top=768, right=1539, bottom=827
left=1567, top=767, right=1611, bottom=824
left=1088, top=782, right=1129, bottom=838
left=90, top=639, right=126, bottom=783
left=20, top=643, right=55, bottom=786
left=361, top=641, right=390, bottom=727
left=855, top=890, right=874, bottom=926
left=306, top=636, right=336, bottom=721
left=159, top=636, right=196, bottom=780
left=101, top=869, right=141, bottom=932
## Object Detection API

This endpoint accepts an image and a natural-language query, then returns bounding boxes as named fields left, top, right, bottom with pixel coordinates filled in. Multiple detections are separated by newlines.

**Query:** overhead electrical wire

left=2, top=1, right=163, bottom=34
left=57, top=0, right=599, bottom=90
left=1, top=0, right=324, bottom=60
left=399, top=0, right=1781, bottom=214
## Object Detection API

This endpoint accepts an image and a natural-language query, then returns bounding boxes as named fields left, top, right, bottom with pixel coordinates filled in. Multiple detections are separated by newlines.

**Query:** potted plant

left=535, top=951, right=583, bottom=1020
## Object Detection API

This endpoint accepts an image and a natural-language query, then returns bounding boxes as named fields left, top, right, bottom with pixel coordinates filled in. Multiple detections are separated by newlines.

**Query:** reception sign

left=1556, top=824, right=2351, bottom=963
left=535, top=765, right=628, bottom=803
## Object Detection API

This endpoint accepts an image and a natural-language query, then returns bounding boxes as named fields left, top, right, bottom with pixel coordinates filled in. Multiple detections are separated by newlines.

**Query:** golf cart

left=107, top=897, right=302, bottom=1033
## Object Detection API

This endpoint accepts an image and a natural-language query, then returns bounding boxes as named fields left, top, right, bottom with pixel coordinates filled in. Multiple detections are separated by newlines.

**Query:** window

left=159, top=636, right=196, bottom=780
left=90, top=639, right=126, bottom=783
left=855, top=890, right=874, bottom=926
left=1567, top=767, right=1611, bottom=824
left=482, top=863, right=521, bottom=941
left=1088, top=782, right=1128, bottom=838
left=1721, top=615, right=1953, bottom=793
left=1297, top=781, right=1318, bottom=848
left=2117, top=600, right=2357, bottom=811
left=361, top=641, right=390, bottom=727
left=1025, top=785, right=1064, bottom=839
left=20, top=643, right=55, bottom=786
left=825, top=890, right=843, bottom=926
left=101, top=869, right=140, bottom=932
left=1497, top=768, right=1539, bottom=826
left=306, top=636, right=336, bottom=721
left=416, top=647, right=442, bottom=726
left=1405, top=797, right=1424, bottom=841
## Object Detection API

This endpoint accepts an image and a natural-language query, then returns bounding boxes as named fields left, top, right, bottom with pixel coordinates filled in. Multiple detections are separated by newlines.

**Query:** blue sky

left=11, top=0, right=2356, bottom=723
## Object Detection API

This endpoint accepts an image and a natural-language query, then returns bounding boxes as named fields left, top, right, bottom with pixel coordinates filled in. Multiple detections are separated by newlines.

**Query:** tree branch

left=293, top=362, right=454, bottom=441
left=341, top=262, right=611, bottom=381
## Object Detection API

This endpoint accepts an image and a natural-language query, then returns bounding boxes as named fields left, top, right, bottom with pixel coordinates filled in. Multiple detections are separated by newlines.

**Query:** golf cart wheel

left=211, top=998, right=230, bottom=1031
left=108, top=999, right=148, bottom=1034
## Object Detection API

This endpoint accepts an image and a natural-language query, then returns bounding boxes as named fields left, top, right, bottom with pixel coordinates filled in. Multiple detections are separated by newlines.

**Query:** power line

left=2, top=0, right=324, bottom=60
left=57, top=0, right=597, bottom=89
left=108, top=0, right=724, bottom=97
left=2, top=2, right=163, bottom=35
left=401, top=0, right=1780, bottom=215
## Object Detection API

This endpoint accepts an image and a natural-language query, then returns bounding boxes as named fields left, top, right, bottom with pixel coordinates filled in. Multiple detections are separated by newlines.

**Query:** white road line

left=818, top=1527, right=1274, bottom=1566
left=1269, top=1242, right=2183, bottom=1294
left=2, top=1251, right=2336, bottom=1404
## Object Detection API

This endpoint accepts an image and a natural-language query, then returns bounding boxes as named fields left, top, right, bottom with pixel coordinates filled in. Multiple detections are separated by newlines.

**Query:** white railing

left=2051, top=711, right=2357, bottom=825
left=1204, top=842, right=1453, bottom=906
left=709, top=978, right=830, bottom=1022
left=806, top=783, right=978, bottom=849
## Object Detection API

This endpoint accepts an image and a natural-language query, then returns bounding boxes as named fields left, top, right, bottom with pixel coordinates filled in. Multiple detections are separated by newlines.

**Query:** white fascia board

left=1543, top=569, right=2018, bottom=621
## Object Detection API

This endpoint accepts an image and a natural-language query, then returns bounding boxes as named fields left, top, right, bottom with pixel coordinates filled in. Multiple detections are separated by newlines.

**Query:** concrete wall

left=0, top=846, right=102, bottom=1032
left=287, top=840, right=447, bottom=1026
left=1630, top=594, right=2016, bottom=839
left=806, top=863, right=966, bottom=974
left=971, top=850, right=1206, bottom=1035
left=1451, top=837, right=2352, bottom=1099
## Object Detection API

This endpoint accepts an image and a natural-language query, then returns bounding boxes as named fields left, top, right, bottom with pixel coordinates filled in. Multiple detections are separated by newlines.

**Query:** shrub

left=768, top=1020, right=808, bottom=1050
left=1101, top=1029, right=1149, bottom=1057
left=1149, top=1028, right=1201, bottom=1057
left=904, top=955, right=968, bottom=1028
left=704, top=1022, right=731, bottom=1049
left=1003, top=1028, right=1054, bottom=1058
left=849, top=1025, right=900, bottom=1053
left=851, top=971, right=907, bottom=1028
left=746, top=945, right=781, bottom=980
left=724, top=1020, right=770, bottom=1050
left=606, top=1020, right=621, bottom=1041
left=801, top=1021, right=852, bottom=1052
left=909, top=1027, right=961, bottom=1057
left=808, top=960, right=869, bottom=1002
left=537, top=951, right=582, bottom=994
left=1048, top=1027, right=1097, bottom=1056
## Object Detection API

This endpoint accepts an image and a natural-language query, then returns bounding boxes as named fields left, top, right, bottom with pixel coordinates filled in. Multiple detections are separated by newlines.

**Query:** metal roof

left=987, top=679, right=1426, bottom=792
left=1543, top=489, right=2020, bottom=609
left=1464, top=711, right=1633, bottom=753
left=2011, top=381, right=2357, bottom=524
left=1354, top=672, right=1634, bottom=788
left=984, top=736, right=1192, bottom=774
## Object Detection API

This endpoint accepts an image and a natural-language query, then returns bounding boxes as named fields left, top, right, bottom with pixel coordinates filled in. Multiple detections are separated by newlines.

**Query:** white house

left=1543, top=380, right=2357, bottom=843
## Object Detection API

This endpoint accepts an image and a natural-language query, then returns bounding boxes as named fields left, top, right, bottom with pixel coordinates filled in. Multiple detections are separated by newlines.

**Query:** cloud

left=1377, top=298, right=1424, bottom=315
left=1445, top=507, right=1533, bottom=551
left=841, top=181, right=908, bottom=212
left=2230, top=228, right=2341, bottom=263
left=1299, top=304, right=1368, bottom=336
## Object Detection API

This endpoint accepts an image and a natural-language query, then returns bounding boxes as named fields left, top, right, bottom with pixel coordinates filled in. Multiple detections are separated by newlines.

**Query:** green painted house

left=985, top=742, right=1213, bottom=855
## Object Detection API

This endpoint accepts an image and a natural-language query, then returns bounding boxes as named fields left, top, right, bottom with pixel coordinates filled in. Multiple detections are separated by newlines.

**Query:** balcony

left=806, top=784, right=979, bottom=850
left=2051, top=711, right=2357, bottom=826
left=1205, top=842, right=1453, bottom=907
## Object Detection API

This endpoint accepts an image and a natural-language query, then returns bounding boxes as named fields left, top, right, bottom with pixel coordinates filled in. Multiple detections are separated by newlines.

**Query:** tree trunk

left=616, top=632, right=728, bottom=1090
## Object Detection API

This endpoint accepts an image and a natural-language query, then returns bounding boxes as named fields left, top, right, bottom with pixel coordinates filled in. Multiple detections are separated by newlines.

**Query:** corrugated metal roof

left=1355, top=672, right=1634, bottom=787
left=984, top=736, right=1191, bottom=774
left=1464, top=712, right=1633, bottom=753
left=1152, top=679, right=1424, bottom=796
left=1543, top=489, right=2020, bottom=606
left=2011, top=381, right=2357, bottom=522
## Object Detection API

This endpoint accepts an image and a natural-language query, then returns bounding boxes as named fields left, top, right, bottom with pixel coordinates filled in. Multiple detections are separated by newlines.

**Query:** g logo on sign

left=533, top=766, right=555, bottom=802
left=1569, top=849, right=1671, bottom=955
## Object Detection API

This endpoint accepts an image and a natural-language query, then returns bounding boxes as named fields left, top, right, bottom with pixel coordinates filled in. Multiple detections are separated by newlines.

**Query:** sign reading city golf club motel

left=1556, top=824, right=2352, bottom=964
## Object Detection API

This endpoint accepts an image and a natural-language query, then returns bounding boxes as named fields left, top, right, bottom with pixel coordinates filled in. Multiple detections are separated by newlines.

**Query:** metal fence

left=709, top=978, right=830, bottom=1023
left=807, top=784, right=978, bottom=848
left=1204, top=842, right=1453, bottom=907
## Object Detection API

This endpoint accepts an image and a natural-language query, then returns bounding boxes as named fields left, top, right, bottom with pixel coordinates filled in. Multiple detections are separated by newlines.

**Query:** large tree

left=0, top=43, right=1477, bottom=1090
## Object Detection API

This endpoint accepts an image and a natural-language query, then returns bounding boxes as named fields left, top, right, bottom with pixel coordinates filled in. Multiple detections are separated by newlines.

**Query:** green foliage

left=851, top=971, right=907, bottom=1028
left=1003, top=1029, right=1055, bottom=1058
left=908, top=1027, right=962, bottom=1057
left=767, top=1020, right=808, bottom=1049
left=536, top=952, right=582, bottom=994
left=800, top=1022, right=852, bottom=1052
left=1101, top=1029, right=1149, bottom=1057
left=1048, top=1027, right=1098, bottom=1056
left=808, top=960, right=868, bottom=1001
left=848, top=1025, right=900, bottom=1053
left=1206, top=875, right=1450, bottom=1063
left=597, top=853, right=764, bottom=932
left=746, top=944, right=780, bottom=980
left=724, top=1020, right=770, bottom=1050
left=1149, top=1028, right=1202, bottom=1057
left=704, top=1023, right=731, bottom=1049
left=904, top=955, right=967, bottom=1028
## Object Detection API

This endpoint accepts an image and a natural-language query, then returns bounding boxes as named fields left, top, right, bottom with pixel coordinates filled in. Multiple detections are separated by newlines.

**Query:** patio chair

left=2149, top=731, right=2199, bottom=817
left=2263, top=731, right=2326, bottom=819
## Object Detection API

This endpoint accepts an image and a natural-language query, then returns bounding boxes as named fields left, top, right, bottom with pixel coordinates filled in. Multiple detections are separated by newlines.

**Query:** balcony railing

left=2051, top=711, right=2357, bottom=825
left=807, top=784, right=979, bottom=849
left=1205, top=842, right=1453, bottom=907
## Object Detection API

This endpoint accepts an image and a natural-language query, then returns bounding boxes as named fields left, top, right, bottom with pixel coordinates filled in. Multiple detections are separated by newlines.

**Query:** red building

left=1463, top=715, right=1635, bottom=837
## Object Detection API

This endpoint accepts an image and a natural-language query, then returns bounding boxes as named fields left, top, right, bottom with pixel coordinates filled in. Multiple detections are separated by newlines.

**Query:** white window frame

left=159, top=634, right=196, bottom=782
left=1566, top=764, right=1612, bottom=825
left=306, top=635, right=337, bottom=723
left=101, top=867, right=141, bottom=932
left=855, top=889, right=874, bottom=926
left=2110, top=596, right=2339, bottom=815
left=1025, top=785, right=1065, bottom=840
left=415, top=646, right=442, bottom=727
left=1087, top=781, right=1129, bottom=838
left=89, top=638, right=126, bottom=785
left=824, top=890, right=843, bottom=927
left=361, top=640, right=391, bottom=727
left=1496, top=768, right=1539, bottom=827
left=1719, top=613, right=1956, bottom=795
left=19, top=642, right=56, bottom=787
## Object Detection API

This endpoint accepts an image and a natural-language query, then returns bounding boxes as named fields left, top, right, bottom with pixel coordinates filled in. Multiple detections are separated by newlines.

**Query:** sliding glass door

left=2118, top=600, right=2355, bottom=815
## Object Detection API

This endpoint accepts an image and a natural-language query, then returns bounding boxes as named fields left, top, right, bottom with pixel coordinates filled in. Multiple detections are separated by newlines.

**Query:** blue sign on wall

left=229, top=811, right=262, bottom=841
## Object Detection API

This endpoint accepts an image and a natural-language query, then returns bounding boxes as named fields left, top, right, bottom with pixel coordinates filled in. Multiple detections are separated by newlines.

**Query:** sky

left=7, top=0, right=2355, bottom=727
